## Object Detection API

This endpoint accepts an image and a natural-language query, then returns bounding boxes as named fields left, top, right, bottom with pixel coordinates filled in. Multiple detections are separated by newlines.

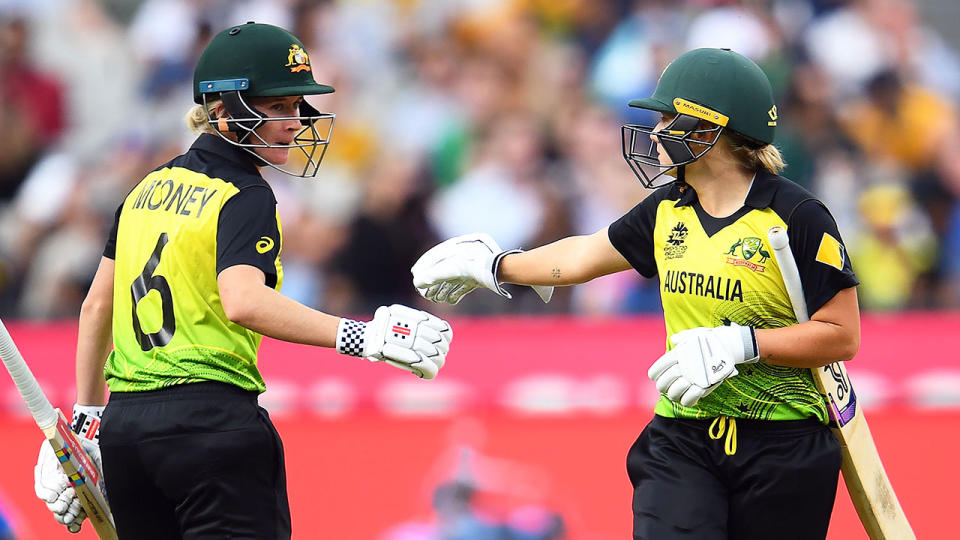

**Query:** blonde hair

left=185, top=100, right=222, bottom=135
left=726, top=132, right=786, bottom=174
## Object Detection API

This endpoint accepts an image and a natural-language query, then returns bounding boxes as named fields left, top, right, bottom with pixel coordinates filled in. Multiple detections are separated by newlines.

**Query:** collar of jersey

left=191, top=133, right=262, bottom=175
left=673, top=169, right=776, bottom=209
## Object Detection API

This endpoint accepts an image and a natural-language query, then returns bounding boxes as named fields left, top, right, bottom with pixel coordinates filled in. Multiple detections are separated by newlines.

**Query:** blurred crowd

left=1, top=0, right=960, bottom=320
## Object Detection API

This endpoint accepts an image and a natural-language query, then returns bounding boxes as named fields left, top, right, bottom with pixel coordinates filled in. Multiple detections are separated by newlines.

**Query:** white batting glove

left=336, top=304, right=453, bottom=379
left=34, top=404, right=104, bottom=534
left=411, top=233, right=553, bottom=304
left=648, top=324, right=759, bottom=407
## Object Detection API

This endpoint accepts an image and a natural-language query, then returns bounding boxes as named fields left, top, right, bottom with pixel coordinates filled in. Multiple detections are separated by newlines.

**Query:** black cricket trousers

left=100, top=381, right=291, bottom=539
left=628, top=414, right=842, bottom=540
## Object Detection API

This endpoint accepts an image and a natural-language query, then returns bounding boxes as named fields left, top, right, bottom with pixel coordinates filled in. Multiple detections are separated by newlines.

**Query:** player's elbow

left=219, top=281, right=258, bottom=326
left=832, top=328, right=860, bottom=363
left=218, top=265, right=269, bottom=326
left=79, top=289, right=112, bottom=321
left=220, top=286, right=259, bottom=326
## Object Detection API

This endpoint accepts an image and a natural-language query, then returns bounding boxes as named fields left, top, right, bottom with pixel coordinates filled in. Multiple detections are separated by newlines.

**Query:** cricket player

left=413, top=48, right=860, bottom=539
left=34, top=22, right=453, bottom=539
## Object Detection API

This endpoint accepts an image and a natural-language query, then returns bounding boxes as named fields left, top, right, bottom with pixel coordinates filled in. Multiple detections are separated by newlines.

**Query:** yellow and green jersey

left=609, top=170, right=859, bottom=422
left=102, top=134, right=283, bottom=393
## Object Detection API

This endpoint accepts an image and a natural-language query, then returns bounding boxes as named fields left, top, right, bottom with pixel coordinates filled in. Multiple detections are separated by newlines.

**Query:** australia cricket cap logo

left=285, top=44, right=311, bottom=73
left=725, top=236, right=768, bottom=272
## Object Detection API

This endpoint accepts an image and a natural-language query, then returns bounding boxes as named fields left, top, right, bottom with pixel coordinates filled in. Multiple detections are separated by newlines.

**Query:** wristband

left=336, top=318, right=367, bottom=357
left=72, top=404, right=105, bottom=444
left=739, top=325, right=759, bottom=363
left=490, top=249, right=522, bottom=297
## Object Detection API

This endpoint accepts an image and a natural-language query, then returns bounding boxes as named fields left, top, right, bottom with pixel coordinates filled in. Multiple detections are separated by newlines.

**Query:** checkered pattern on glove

left=336, top=318, right=367, bottom=357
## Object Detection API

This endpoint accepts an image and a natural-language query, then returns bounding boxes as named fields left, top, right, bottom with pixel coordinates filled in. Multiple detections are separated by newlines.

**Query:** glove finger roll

left=654, top=363, right=683, bottom=394
left=648, top=349, right=679, bottom=381
left=415, top=327, right=448, bottom=358
left=666, top=376, right=692, bottom=402
left=380, top=343, right=421, bottom=366
left=680, top=386, right=707, bottom=407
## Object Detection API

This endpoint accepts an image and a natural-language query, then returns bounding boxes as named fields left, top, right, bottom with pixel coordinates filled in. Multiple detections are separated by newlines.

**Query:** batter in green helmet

left=412, top=48, right=861, bottom=540
left=33, top=22, right=454, bottom=539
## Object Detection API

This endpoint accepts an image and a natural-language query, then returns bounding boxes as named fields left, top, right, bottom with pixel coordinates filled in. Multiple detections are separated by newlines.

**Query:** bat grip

left=0, top=319, right=58, bottom=429
left=767, top=226, right=809, bottom=323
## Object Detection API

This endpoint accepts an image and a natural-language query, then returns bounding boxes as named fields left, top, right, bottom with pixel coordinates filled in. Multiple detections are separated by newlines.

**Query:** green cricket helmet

left=622, top=48, right=778, bottom=188
left=194, top=22, right=336, bottom=177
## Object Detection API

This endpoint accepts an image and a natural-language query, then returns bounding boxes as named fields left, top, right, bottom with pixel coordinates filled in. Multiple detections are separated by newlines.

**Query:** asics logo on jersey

left=256, top=236, right=275, bottom=253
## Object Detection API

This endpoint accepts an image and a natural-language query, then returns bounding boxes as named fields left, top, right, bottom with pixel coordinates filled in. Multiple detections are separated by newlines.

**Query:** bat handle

left=767, top=226, right=809, bottom=323
left=0, top=319, right=59, bottom=429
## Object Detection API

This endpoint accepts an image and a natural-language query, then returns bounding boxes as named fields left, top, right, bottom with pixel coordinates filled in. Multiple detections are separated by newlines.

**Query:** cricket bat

left=0, top=319, right=118, bottom=540
left=767, top=226, right=914, bottom=540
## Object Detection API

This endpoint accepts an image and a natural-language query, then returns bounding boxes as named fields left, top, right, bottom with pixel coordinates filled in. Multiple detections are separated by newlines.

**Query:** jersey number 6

left=131, top=233, right=176, bottom=351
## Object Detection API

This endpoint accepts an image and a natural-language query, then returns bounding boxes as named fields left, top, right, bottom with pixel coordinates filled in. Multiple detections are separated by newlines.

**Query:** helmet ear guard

left=621, top=113, right=723, bottom=188
left=216, top=90, right=267, bottom=144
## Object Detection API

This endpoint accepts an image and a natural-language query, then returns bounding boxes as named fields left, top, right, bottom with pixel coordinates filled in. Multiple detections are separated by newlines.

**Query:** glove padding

left=337, top=304, right=453, bottom=379
left=411, top=233, right=553, bottom=304
left=648, top=324, right=759, bottom=407
left=34, top=404, right=104, bottom=534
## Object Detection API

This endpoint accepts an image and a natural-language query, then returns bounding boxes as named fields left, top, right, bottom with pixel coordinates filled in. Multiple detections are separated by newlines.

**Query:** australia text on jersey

left=130, top=177, right=218, bottom=218
left=662, top=270, right=744, bottom=302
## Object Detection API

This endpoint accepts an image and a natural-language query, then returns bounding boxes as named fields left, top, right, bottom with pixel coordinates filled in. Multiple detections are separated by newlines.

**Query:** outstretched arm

left=218, top=264, right=341, bottom=347
left=412, top=228, right=634, bottom=304
left=219, top=265, right=452, bottom=379
left=498, top=227, right=633, bottom=287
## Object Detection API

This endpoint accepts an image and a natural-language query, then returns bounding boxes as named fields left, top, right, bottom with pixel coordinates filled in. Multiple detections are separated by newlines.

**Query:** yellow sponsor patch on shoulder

left=815, top=233, right=844, bottom=270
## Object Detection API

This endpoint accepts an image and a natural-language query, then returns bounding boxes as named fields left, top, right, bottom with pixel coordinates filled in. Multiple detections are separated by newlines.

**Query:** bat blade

left=0, top=319, right=118, bottom=539
left=767, top=226, right=914, bottom=540
left=45, top=410, right=118, bottom=540
left=808, top=362, right=914, bottom=539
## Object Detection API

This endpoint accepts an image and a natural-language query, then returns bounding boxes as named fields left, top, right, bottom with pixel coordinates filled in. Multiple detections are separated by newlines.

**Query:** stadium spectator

left=1, top=0, right=960, bottom=317
left=0, top=16, right=65, bottom=201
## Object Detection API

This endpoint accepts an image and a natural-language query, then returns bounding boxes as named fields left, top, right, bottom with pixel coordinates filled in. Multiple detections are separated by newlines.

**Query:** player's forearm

left=76, top=258, right=114, bottom=406
left=755, top=320, right=859, bottom=368
left=498, top=228, right=631, bottom=287
left=756, top=288, right=860, bottom=368
left=221, top=279, right=341, bottom=348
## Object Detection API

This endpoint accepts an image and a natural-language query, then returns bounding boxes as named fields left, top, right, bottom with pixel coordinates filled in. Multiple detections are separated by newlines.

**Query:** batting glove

left=336, top=304, right=453, bottom=379
left=648, top=324, right=759, bottom=407
left=411, top=233, right=553, bottom=304
left=34, top=404, right=104, bottom=534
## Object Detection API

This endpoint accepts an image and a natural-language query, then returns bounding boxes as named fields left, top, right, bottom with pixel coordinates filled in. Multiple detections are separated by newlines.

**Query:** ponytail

left=725, top=132, right=786, bottom=174
left=184, top=100, right=222, bottom=135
